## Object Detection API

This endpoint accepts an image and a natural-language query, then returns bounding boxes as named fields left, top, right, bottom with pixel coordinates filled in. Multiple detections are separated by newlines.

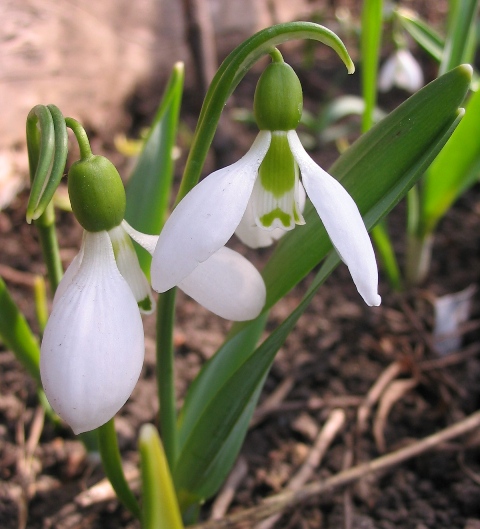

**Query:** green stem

left=65, top=117, right=93, bottom=159
left=269, top=47, right=284, bottom=63
left=97, top=419, right=141, bottom=519
left=35, top=203, right=63, bottom=294
left=360, top=0, right=383, bottom=133
left=405, top=185, right=432, bottom=286
left=176, top=22, right=354, bottom=204
left=371, top=222, right=402, bottom=291
left=156, top=288, right=178, bottom=468
left=25, top=105, right=66, bottom=292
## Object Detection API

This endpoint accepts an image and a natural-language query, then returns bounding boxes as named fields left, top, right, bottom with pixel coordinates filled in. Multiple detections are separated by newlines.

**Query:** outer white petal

left=288, top=131, right=381, bottom=307
left=395, top=49, right=424, bottom=92
left=52, top=233, right=85, bottom=307
left=40, top=231, right=145, bottom=434
left=151, top=131, right=271, bottom=292
left=378, top=54, right=397, bottom=92
left=235, top=181, right=306, bottom=249
left=178, top=247, right=266, bottom=321
left=109, top=225, right=155, bottom=314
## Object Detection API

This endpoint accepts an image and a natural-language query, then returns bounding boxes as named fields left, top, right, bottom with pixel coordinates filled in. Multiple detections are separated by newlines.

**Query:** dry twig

left=356, top=361, right=405, bottom=434
left=211, top=457, right=249, bottom=520
left=189, top=410, right=480, bottom=529
left=372, top=378, right=418, bottom=453
left=256, top=409, right=346, bottom=529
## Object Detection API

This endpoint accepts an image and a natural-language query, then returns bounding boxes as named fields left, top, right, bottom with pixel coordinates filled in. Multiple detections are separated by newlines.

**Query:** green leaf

left=396, top=8, right=445, bottom=62
left=262, top=64, right=472, bottom=309
left=172, top=65, right=470, bottom=508
left=139, top=424, right=184, bottom=529
left=439, top=0, right=478, bottom=75
left=421, top=85, right=480, bottom=234
left=360, top=0, right=383, bottom=132
left=125, top=62, right=184, bottom=275
left=0, top=277, right=41, bottom=384
left=174, top=314, right=267, bottom=506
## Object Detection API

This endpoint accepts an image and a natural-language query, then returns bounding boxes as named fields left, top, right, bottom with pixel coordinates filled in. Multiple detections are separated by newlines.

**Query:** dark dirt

left=2, top=4, right=480, bottom=528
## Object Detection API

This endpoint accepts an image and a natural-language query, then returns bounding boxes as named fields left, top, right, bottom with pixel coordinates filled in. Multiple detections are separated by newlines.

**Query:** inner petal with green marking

left=254, top=131, right=305, bottom=230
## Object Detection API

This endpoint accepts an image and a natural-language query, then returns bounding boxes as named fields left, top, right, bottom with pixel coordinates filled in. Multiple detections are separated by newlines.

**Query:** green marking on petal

left=259, top=132, right=296, bottom=198
left=138, top=296, right=153, bottom=312
left=293, top=207, right=302, bottom=223
left=260, top=208, right=292, bottom=228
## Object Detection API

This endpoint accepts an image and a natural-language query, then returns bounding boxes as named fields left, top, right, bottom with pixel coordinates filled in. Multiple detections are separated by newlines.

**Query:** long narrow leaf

left=125, top=63, right=184, bottom=274
left=0, top=277, right=41, bottom=384
left=139, top=424, right=184, bottom=529
left=396, top=8, right=445, bottom=61
left=421, top=85, right=480, bottom=234
left=439, top=0, right=478, bottom=75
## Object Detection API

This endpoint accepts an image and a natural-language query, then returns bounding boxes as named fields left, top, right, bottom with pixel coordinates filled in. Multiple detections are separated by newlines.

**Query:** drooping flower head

left=378, top=48, right=424, bottom=93
left=41, top=153, right=152, bottom=434
left=152, top=51, right=381, bottom=308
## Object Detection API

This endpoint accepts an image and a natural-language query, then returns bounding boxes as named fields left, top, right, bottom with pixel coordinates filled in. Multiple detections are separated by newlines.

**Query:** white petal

left=379, top=50, right=424, bottom=93
left=52, top=233, right=85, bottom=307
left=40, top=231, right=145, bottom=434
left=151, top=131, right=271, bottom=292
left=178, top=247, right=266, bottom=321
left=109, top=225, right=155, bottom=314
left=378, top=54, right=397, bottom=92
left=288, top=131, right=381, bottom=307
left=235, top=181, right=306, bottom=249
left=121, top=220, right=158, bottom=256
left=395, top=49, right=424, bottom=92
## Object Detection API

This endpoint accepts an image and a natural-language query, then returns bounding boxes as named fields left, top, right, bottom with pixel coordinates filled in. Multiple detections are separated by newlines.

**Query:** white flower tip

left=72, top=418, right=107, bottom=435
left=365, top=293, right=382, bottom=307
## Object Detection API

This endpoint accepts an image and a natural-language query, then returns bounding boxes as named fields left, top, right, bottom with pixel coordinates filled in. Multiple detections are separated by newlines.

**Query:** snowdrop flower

left=378, top=48, right=424, bottom=93
left=41, top=154, right=152, bottom=434
left=152, top=54, right=381, bottom=308
left=123, top=222, right=266, bottom=322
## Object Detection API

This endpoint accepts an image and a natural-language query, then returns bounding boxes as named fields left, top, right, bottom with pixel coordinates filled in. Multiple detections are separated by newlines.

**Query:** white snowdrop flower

left=41, top=231, right=145, bottom=434
left=151, top=56, right=381, bottom=309
left=41, top=153, right=154, bottom=433
left=379, top=49, right=424, bottom=93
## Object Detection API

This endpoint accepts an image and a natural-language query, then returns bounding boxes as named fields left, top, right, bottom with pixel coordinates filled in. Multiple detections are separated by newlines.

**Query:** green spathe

left=68, top=155, right=126, bottom=232
left=254, top=61, right=303, bottom=131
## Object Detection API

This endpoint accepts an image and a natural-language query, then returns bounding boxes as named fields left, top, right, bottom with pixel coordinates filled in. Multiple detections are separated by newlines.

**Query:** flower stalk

left=156, top=288, right=178, bottom=468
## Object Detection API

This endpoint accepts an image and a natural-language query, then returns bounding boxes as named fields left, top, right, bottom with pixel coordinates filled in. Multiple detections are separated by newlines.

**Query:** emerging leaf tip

left=139, top=423, right=157, bottom=444
left=458, top=64, right=473, bottom=79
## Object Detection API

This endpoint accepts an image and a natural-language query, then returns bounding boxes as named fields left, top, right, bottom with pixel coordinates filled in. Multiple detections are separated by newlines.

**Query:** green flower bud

left=68, top=155, right=126, bottom=232
left=254, top=61, right=303, bottom=131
